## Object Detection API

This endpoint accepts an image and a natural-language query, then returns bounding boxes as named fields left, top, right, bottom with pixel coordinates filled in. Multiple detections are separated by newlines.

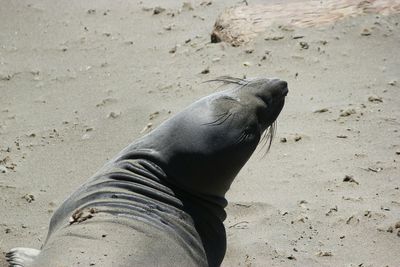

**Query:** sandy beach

left=1, top=0, right=399, bottom=266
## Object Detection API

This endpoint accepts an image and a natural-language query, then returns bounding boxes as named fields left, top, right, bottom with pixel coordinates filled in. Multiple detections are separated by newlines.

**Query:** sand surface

left=1, top=1, right=400, bottom=266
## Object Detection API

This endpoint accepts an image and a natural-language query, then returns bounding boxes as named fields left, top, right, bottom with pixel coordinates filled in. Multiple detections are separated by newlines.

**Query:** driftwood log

left=211, top=0, right=400, bottom=46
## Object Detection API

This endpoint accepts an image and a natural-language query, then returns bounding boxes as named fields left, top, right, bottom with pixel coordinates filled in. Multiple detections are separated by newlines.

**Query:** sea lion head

left=134, top=77, right=288, bottom=203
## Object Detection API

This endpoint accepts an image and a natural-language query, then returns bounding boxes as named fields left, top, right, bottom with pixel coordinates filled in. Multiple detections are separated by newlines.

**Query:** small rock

left=140, top=123, right=153, bottom=134
left=200, top=1, right=212, bottom=6
left=299, top=41, right=309, bottom=49
left=313, top=108, right=329, bottom=113
left=23, top=194, right=35, bottom=203
left=343, top=175, right=359, bottom=185
left=69, top=208, right=98, bottom=225
left=96, top=98, right=117, bottom=107
left=326, top=206, right=338, bottom=216
left=340, top=108, right=356, bottom=117
left=245, top=49, right=254, bottom=54
left=294, top=135, right=302, bottom=142
left=346, top=215, right=359, bottom=224
left=163, top=25, right=173, bottom=31
left=200, top=67, right=210, bottom=74
left=153, top=6, right=165, bottom=15
left=243, top=62, right=251, bottom=67
left=0, top=73, right=13, bottom=81
left=336, top=135, right=348, bottom=138
left=368, top=95, right=383, bottom=103
left=395, top=221, right=400, bottom=229
left=280, top=137, right=287, bottom=143
left=361, top=28, right=372, bottom=36
left=211, top=57, right=221, bottom=63
left=317, top=251, right=332, bottom=257
left=292, top=35, right=304, bottom=39
left=265, top=36, right=284, bottom=41
left=87, top=9, right=96, bottom=14
left=0, top=165, right=7, bottom=173
left=381, top=206, right=390, bottom=211
left=169, top=46, right=177, bottom=54
left=388, top=80, right=397, bottom=86
left=5, top=228, right=11, bottom=234
left=108, top=112, right=120, bottom=119
left=367, top=167, right=383, bottom=172
left=287, top=255, right=296, bottom=260
left=149, top=111, right=159, bottom=120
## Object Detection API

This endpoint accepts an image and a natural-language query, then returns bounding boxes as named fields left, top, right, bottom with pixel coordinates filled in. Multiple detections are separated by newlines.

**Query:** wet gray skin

left=7, top=77, right=288, bottom=267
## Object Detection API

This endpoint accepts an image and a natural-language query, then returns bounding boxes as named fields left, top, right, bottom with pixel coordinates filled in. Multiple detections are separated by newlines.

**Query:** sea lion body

left=7, top=77, right=288, bottom=267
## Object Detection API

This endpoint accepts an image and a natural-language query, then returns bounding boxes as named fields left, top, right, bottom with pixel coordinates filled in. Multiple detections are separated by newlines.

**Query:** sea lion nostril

left=282, top=86, right=288, bottom=96
left=278, top=81, right=288, bottom=96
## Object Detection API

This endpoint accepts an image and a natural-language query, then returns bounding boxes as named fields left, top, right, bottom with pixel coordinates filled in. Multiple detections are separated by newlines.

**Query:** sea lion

left=6, top=76, right=288, bottom=267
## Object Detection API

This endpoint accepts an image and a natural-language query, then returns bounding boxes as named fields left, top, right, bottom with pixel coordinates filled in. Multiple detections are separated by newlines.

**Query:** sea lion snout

left=275, top=80, right=288, bottom=96
left=263, top=78, right=289, bottom=99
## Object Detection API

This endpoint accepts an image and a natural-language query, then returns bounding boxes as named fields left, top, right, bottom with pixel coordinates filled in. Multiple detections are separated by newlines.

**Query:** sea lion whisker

left=203, top=112, right=233, bottom=126
left=258, top=121, right=277, bottom=157
left=236, top=131, right=248, bottom=145
left=202, top=112, right=229, bottom=125
left=204, top=76, right=248, bottom=85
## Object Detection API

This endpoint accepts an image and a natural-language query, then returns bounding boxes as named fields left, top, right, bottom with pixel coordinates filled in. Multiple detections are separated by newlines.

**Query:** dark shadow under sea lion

left=7, top=76, right=288, bottom=267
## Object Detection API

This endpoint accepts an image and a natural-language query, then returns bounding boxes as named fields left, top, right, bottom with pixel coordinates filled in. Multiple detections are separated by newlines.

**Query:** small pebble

left=343, top=175, right=359, bottom=185
left=340, top=108, right=356, bottom=117
left=153, top=6, right=165, bottom=15
left=294, top=135, right=302, bottom=142
left=169, top=46, right=177, bottom=54
left=361, top=28, right=372, bottom=36
left=299, top=41, right=309, bottom=49
left=0, top=165, right=7, bottom=173
left=108, top=112, right=120, bottom=119
left=317, top=251, right=333, bottom=257
left=23, top=194, right=35, bottom=203
left=368, top=95, right=383, bottom=103
left=200, top=67, right=210, bottom=74
left=314, top=108, right=328, bottom=113
left=265, top=36, right=284, bottom=41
